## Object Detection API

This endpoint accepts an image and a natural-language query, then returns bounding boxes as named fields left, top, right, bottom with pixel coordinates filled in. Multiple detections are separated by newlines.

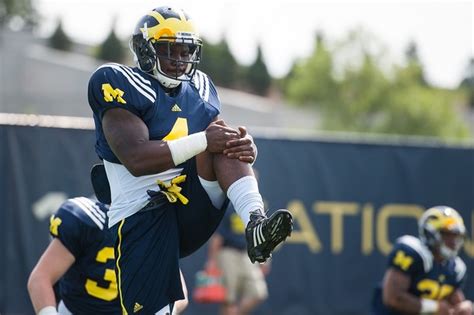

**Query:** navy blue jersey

left=372, top=235, right=466, bottom=315
left=49, top=197, right=119, bottom=314
left=217, top=204, right=247, bottom=250
left=88, top=63, right=221, bottom=164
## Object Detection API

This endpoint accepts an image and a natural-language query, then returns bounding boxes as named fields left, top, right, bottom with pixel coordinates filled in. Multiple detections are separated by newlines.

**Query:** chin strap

left=154, top=60, right=182, bottom=88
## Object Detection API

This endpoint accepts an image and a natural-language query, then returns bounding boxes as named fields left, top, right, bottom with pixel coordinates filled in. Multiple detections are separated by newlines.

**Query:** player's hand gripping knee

left=224, top=126, right=257, bottom=164
left=438, top=300, right=454, bottom=315
left=205, top=120, right=240, bottom=153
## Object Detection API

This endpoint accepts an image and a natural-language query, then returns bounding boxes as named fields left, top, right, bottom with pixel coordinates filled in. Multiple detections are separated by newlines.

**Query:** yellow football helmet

left=418, top=205, right=466, bottom=259
left=130, top=6, right=202, bottom=88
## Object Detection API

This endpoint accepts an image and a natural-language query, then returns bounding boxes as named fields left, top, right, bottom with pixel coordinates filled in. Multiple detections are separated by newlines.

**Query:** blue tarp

left=1, top=125, right=473, bottom=314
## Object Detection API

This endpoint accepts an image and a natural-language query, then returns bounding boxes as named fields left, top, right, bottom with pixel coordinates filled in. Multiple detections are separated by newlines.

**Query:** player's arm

left=383, top=268, right=453, bottom=315
left=27, top=238, right=75, bottom=315
left=382, top=267, right=422, bottom=313
left=102, top=108, right=241, bottom=176
left=448, top=289, right=473, bottom=315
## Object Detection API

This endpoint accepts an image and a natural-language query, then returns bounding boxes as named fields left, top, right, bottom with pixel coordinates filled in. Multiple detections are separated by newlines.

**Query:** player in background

left=207, top=203, right=269, bottom=315
left=27, top=196, right=189, bottom=315
left=371, top=206, right=473, bottom=315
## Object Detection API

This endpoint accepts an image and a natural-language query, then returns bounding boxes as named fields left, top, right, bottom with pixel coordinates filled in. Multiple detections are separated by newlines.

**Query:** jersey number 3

left=85, top=247, right=118, bottom=301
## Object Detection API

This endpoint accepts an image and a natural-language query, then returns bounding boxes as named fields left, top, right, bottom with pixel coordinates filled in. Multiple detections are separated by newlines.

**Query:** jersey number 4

left=85, top=246, right=118, bottom=301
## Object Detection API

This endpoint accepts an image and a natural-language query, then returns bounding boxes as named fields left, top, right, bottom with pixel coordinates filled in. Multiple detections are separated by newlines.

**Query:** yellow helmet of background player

left=418, top=205, right=466, bottom=259
left=130, top=6, right=202, bottom=88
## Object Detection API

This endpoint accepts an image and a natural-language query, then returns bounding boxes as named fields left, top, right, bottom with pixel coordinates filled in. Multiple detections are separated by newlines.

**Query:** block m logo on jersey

left=393, top=250, right=414, bottom=271
left=49, top=215, right=62, bottom=236
left=102, top=83, right=127, bottom=104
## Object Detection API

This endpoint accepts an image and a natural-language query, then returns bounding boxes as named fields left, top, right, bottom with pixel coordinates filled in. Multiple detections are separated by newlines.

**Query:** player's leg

left=217, top=248, right=242, bottom=315
left=195, top=151, right=226, bottom=208
left=175, top=156, right=228, bottom=257
left=171, top=269, right=188, bottom=315
left=238, top=254, right=268, bottom=315
left=57, top=300, right=73, bottom=315
left=221, top=303, right=239, bottom=315
left=197, top=152, right=293, bottom=263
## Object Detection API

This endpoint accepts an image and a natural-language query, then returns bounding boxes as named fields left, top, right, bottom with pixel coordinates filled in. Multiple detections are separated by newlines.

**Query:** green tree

left=377, top=86, right=469, bottom=138
left=0, top=0, right=36, bottom=26
left=325, top=53, right=389, bottom=132
left=285, top=33, right=338, bottom=107
left=375, top=45, right=470, bottom=138
left=244, top=45, right=272, bottom=96
left=48, top=20, right=72, bottom=51
left=96, top=28, right=125, bottom=63
left=199, top=38, right=239, bottom=88
left=397, top=41, right=427, bottom=86
left=459, top=57, right=474, bottom=108
left=283, top=29, right=470, bottom=139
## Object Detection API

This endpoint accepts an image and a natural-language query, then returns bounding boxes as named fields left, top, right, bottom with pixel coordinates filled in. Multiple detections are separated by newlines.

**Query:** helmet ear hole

left=422, top=226, right=439, bottom=247
left=419, top=215, right=442, bottom=249
left=132, top=35, right=156, bottom=72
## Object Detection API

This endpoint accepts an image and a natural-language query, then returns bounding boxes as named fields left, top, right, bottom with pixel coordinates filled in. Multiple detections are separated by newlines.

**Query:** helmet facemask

left=439, top=229, right=465, bottom=259
left=152, top=36, right=202, bottom=88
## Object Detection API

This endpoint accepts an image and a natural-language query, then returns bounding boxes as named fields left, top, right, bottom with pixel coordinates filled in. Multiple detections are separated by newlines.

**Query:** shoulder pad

left=454, top=257, right=466, bottom=282
left=94, top=63, right=157, bottom=103
left=60, top=197, right=107, bottom=230
left=396, top=235, right=433, bottom=272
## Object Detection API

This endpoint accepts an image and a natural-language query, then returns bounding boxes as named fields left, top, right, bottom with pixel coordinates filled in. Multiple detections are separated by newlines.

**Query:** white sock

left=227, top=176, right=264, bottom=225
left=198, top=177, right=226, bottom=208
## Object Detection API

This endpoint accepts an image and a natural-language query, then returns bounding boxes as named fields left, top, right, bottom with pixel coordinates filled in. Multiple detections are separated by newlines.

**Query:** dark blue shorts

left=112, top=205, right=183, bottom=314
left=111, top=158, right=227, bottom=313
left=177, top=158, right=229, bottom=258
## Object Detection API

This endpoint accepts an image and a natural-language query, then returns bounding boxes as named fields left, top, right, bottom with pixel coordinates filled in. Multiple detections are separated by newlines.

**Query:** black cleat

left=246, top=209, right=293, bottom=263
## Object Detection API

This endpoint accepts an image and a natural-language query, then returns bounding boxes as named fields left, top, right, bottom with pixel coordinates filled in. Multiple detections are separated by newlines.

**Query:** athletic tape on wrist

left=167, top=131, right=207, bottom=165
left=420, top=299, right=438, bottom=314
